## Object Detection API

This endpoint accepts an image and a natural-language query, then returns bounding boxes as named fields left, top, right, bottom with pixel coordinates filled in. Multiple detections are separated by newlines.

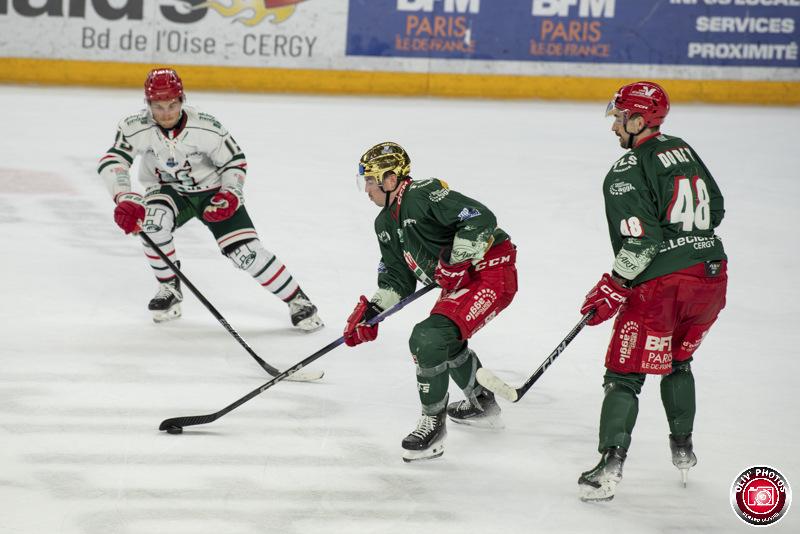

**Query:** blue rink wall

left=1, top=0, right=798, bottom=104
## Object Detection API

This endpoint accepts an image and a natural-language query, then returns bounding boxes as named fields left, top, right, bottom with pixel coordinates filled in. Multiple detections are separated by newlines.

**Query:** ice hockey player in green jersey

left=577, top=81, right=728, bottom=501
left=343, top=142, right=519, bottom=462
left=98, top=68, right=322, bottom=331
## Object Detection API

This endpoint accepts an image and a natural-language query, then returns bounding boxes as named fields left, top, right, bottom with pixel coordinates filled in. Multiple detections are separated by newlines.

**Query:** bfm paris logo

left=1, top=0, right=308, bottom=26
left=396, top=0, right=616, bottom=17
left=730, top=465, right=792, bottom=527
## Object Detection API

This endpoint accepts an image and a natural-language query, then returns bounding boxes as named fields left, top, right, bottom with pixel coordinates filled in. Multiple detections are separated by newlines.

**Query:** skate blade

left=402, top=443, right=445, bottom=463
left=152, top=304, right=182, bottom=323
left=679, top=468, right=689, bottom=487
left=579, top=482, right=617, bottom=502
left=580, top=493, right=615, bottom=503
left=402, top=431, right=446, bottom=463
left=295, top=315, right=324, bottom=333
left=448, top=414, right=505, bottom=430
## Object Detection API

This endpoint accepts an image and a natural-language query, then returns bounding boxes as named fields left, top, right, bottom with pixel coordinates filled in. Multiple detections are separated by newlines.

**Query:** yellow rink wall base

left=1, top=58, right=797, bottom=105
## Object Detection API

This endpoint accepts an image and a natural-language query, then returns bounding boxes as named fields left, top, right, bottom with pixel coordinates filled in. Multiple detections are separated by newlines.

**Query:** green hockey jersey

left=370, top=178, right=509, bottom=310
left=603, top=133, right=726, bottom=286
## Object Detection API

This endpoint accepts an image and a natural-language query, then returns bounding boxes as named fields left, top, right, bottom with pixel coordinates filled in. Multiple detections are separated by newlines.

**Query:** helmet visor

left=605, top=99, right=617, bottom=118
left=356, top=163, right=380, bottom=191
left=606, top=100, right=628, bottom=124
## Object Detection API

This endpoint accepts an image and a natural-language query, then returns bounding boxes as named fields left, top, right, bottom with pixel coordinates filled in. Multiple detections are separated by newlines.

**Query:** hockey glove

left=344, top=296, right=383, bottom=347
left=113, top=192, right=146, bottom=235
left=580, top=273, right=632, bottom=326
left=434, top=256, right=472, bottom=292
left=203, top=188, right=242, bottom=223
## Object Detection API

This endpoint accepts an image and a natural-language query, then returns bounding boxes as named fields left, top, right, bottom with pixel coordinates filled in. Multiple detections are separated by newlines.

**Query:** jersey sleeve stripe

left=97, top=160, right=120, bottom=173
left=107, top=147, right=134, bottom=165
left=216, top=153, right=246, bottom=168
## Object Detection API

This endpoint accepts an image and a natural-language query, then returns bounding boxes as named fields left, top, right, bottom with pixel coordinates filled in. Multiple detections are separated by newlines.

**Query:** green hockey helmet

left=357, top=142, right=411, bottom=188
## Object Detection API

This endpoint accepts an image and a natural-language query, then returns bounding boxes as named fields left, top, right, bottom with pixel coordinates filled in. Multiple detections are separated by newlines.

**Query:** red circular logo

left=730, top=465, right=792, bottom=526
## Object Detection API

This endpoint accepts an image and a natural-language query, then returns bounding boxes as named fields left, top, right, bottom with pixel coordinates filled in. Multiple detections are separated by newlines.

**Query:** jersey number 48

left=668, top=175, right=711, bottom=231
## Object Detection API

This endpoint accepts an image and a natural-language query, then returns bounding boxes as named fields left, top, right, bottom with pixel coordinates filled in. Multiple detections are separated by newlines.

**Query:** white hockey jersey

left=98, top=105, right=247, bottom=200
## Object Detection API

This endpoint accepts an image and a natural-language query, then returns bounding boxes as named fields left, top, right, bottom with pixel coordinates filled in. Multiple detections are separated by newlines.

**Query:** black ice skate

left=578, top=447, right=627, bottom=502
left=446, top=389, right=504, bottom=429
left=148, top=276, right=183, bottom=323
left=670, top=433, right=698, bottom=487
left=402, top=412, right=447, bottom=463
left=288, top=289, right=324, bottom=332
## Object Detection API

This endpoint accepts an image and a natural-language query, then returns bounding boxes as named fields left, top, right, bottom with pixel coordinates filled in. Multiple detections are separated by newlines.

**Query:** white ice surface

left=1, top=86, right=798, bottom=534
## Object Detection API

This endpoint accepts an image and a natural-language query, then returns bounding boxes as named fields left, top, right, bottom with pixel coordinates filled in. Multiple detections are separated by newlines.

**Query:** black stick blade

left=159, top=414, right=218, bottom=431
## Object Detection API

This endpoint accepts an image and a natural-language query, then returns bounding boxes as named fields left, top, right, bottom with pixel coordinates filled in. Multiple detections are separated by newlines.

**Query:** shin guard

left=598, top=372, right=644, bottom=452
left=660, top=360, right=696, bottom=436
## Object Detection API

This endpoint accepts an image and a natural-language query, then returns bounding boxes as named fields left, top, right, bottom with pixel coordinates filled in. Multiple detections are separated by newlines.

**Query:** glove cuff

left=604, top=272, right=632, bottom=295
left=610, top=270, right=632, bottom=289
left=114, top=191, right=143, bottom=205
left=363, top=301, right=384, bottom=323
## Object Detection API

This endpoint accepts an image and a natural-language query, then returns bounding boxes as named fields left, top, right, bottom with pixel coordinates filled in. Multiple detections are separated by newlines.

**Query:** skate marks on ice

left=3, top=381, right=455, bottom=533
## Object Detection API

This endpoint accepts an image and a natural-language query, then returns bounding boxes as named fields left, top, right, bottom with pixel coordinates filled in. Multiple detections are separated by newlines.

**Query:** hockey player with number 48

left=97, top=68, right=323, bottom=331
left=577, top=81, right=728, bottom=502
left=344, top=142, right=518, bottom=462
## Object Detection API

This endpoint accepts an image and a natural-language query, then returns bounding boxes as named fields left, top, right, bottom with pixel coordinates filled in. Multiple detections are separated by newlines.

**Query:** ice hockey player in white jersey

left=97, top=68, right=323, bottom=331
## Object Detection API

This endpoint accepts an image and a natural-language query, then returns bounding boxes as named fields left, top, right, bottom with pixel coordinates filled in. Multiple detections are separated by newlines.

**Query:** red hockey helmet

left=606, top=81, right=670, bottom=128
left=144, top=68, right=184, bottom=102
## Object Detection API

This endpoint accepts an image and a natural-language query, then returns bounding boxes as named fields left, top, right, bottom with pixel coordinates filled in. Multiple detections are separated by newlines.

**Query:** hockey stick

left=139, top=232, right=323, bottom=382
left=476, top=311, right=594, bottom=402
left=159, top=282, right=438, bottom=433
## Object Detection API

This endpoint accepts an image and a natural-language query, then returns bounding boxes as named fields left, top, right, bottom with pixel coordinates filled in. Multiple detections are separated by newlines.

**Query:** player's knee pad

left=409, top=316, right=460, bottom=369
left=603, top=371, right=644, bottom=397
left=141, top=201, right=175, bottom=242
left=225, top=239, right=273, bottom=274
left=410, top=323, right=447, bottom=370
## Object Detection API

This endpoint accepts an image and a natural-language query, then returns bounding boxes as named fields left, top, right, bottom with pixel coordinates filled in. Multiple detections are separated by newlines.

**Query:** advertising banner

left=1, top=1, right=798, bottom=101
left=346, top=0, right=800, bottom=69
left=0, top=0, right=344, bottom=68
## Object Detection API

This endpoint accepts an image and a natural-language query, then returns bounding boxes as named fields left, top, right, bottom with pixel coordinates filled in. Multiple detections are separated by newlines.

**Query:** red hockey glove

left=113, top=192, right=146, bottom=235
left=344, top=296, right=383, bottom=347
left=202, top=188, right=242, bottom=223
left=434, top=257, right=472, bottom=292
left=580, top=273, right=632, bottom=326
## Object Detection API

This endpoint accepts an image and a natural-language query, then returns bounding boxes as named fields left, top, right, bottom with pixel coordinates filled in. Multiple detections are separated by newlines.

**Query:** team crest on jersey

left=611, top=153, right=637, bottom=173
left=378, top=230, right=391, bottom=243
left=457, top=207, right=481, bottom=222
left=609, top=182, right=636, bottom=196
